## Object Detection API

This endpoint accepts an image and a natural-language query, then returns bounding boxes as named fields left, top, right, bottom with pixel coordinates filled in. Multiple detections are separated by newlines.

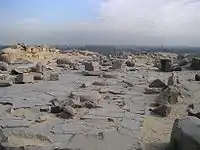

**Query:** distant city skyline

left=0, top=0, right=200, bottom=46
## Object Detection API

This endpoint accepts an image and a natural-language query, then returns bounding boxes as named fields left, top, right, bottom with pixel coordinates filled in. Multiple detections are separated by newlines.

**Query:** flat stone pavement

left=0, top=68, right=149, bottom=150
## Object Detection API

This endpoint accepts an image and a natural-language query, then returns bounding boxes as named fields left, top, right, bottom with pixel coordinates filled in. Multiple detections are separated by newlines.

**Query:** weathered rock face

left=0, top=44, right=59, bottom=63
left=168, top=116, right=200, bottom=150
left=149, top=79, right=167, bottom=88
left=84, top=62, right=100, bottom=71
left=191, top=57, right=200, bottom=70
left=160, top=59, right=172, bottom=72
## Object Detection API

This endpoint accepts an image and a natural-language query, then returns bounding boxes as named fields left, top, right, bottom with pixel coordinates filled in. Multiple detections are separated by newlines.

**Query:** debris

left=84, top=62, right=100, bottom=71
left=57, top=58, right=71, bottom=65
left=103, top=72, right=120, bottom=79
left=61, top=105, right=77, bottom=118
left=167, top=72, right=178, bottom=86
left=112, top=60, right=122, bottom=69
left=82, top=71, right=102, bottom=76
left=33, top=73, right=44, bottom=80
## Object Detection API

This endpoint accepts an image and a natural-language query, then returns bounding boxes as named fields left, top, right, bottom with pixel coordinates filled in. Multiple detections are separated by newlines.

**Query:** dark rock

left=92, top=81, right=109, bottom=86
left=0, top=80, right=13, bottom=87
left=70, top=63, right=79, bottom=70
left=82, top=101, right=100, bottom=109
left=150, top=105, right=171, bottom=117
left=191, top=57, right=200, bottom=70
left=61, top=105, right=77, bottom=118
left=111, top=60, right=122, bottom=69
left=50, top=106, right=62, bottom=113
left=168, top=116, right=200, bottom=150
left=160, top=59, right=172, bottom=72
left=149, top=79, right=167, bottom=88
left=49, top=73, right=59, bottom=81
left=125, top=60, right=135, bottom=67
left=0, top=61, right=8, bottom=71
left=10, top=69, right=23, bottom=75
left=187, top=109, right=200, bottom=119
left=40, top=106, right=50, bottom=112
left=35, top=62, right=46, bottom=74
left=195, top=73, right=200, bottom=81
left=15, top=73, right=34, bottom=84
left=178, top=58, right=189, bottom=66
left=188, top=103, right=194, bottom=109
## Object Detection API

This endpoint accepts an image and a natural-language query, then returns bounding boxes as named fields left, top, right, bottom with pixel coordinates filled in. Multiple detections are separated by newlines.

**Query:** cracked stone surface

left=0, top=64, right=148, bottom=150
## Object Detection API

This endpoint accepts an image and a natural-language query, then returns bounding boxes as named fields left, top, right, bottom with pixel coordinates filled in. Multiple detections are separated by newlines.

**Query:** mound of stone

left=168, top=116, right=200, bottom=150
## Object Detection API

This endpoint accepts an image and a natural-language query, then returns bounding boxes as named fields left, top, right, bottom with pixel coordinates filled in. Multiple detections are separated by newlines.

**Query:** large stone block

left=84, top=62, right=99, bottom=71
left=16, top=73, right=34, bottom=84
left=160, top=59, right=172, bottom=72
left=168, top=116, right=200, bottom=150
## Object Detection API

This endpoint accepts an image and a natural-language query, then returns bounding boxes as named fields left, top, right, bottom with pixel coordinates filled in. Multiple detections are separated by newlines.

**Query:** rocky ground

left=0, top=44, right=199, bottom=150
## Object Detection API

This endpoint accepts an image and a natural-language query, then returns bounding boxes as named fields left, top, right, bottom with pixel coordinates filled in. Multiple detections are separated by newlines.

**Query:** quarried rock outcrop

left=168, top=116, right=200, bottom=150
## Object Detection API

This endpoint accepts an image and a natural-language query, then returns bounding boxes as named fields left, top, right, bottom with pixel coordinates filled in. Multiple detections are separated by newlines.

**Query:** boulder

left=156, top=86, right=180, bottom=105
left=84, top=62, right=99, bottom=71
left=0, top=61, right=8, bottom=71
left=125, top=60, right=135, bottom=67
left=149, top=79, right=167, bottom=88
left=168, top=116, right=200, bottom=150
left=191, top=57, right=200, bottom=70
left=70, top=63, right=79, bottom=70
left=33, top=73, right=44, bottom=80
left=92, top=81, right=110, bottom=86
left=61, top=105, right=77, bottom=118
left=56, top=58, right=71, bottom=65
left=15, top=73, right=34, bottom=84
left=0, top=80, right=13, bottom=87
left=178, top=58, right=189, bottom=66
left=49, top=73, right=59, bottom=81
left=150, top=105, right=171, bottom=117
left=195, top=73, right=200, bottom=81
left=187, top=109, right=200, bottom=119
left=160, top=59, right=172, bottom=72
left=112, top=60, right=122, bottom=69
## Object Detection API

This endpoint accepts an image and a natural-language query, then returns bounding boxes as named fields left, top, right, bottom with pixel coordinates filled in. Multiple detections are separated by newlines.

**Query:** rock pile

left=0, top=43, right=59, bottom=63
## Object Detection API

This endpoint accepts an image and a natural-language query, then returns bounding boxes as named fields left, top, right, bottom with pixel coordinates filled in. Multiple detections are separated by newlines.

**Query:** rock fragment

left=112, top=60, right=122, bottom=69
left=167, top=72, right=178, bottom=86
left=102, top=72, right=120, bottom=79
left=56, top=57, right=71, bottom=65
left=125, top=59, right=135, bottom=67
left=195, top=73, right=200, bottom=81
left=144, top=87, right=161, bottom=94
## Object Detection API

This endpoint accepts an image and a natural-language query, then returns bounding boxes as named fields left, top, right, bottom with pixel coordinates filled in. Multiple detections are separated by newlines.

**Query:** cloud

left=1, top=0, right=200, bottom=46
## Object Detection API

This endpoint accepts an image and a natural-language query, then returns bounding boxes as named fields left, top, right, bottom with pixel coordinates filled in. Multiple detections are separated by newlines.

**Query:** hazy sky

left=0, top=0, right=200, bottom=46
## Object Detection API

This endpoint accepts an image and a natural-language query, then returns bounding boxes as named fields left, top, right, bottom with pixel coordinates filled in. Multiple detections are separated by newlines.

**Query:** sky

left=0, top=0, right=200, bottom=46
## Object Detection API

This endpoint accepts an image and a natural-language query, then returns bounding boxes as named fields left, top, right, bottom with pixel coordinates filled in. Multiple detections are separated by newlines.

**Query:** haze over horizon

left=1, top=0, right=200, bottom=46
